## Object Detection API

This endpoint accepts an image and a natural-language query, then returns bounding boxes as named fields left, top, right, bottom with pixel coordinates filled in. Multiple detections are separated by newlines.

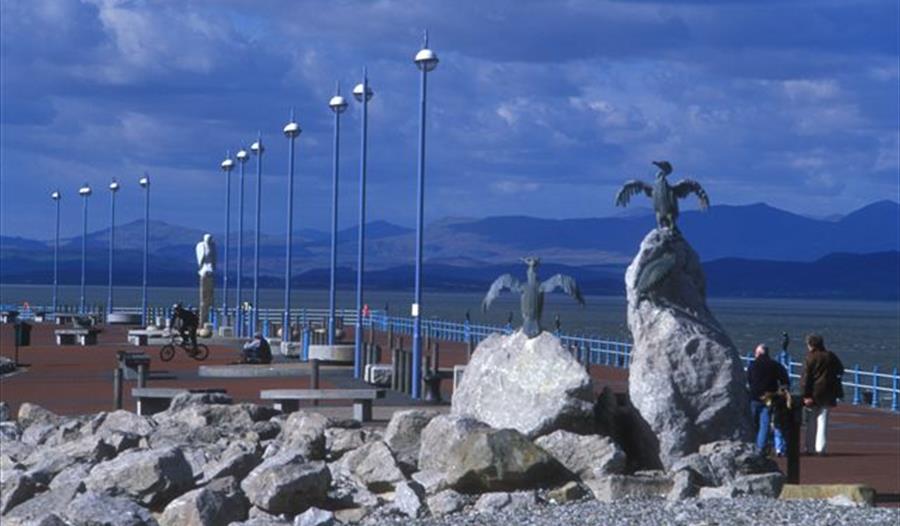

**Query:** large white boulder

left=450, top=330, right=594, bottom=438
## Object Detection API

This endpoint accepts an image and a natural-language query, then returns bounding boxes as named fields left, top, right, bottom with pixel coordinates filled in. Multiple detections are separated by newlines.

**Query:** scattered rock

left=383, top=410, right=439, bottom=473
left=452, top=331, right=595, bottom=438
left=729, top=473, right=785, bottom=498
left=293, top=506, right=335, bottom=526
left=159, top=476, right=249, bottom=526
left=325, top=428, right=367, bottom=460
left=274, top=412, right=328, bottom=461
left=3, top=482, right=83, bottom=524
left=96, top=410, right=156, bottom=437
left=62, top=491, right=158, bottom=526
left=667, top=469, right=700, bottom=500
left=392, top=480, right=426, bottom=518
left=442, top=427, right=565, bottom=493
left=0, top=421, right=21, bottom=443
left=426, top=489, right=467, bottom=516
left=547, top=481, right=587, bottom=504
left=0, top=471, right=37, bottom=514
left=625, top=228, right=752, bottom=469
left=202, top=440, right=262, bottom=483
left=418, top=414, right=490, bottom=474
left=586, top=473, right=674, bottom=502
left=0, top=401, right=10, bottom=422
left=17, top=403, right=62, bottom=430
left=411, top=469, right=448, bottom=495
left=85, top=446, right=194, bottom=508
left=166, top=392, right=233, bottom=413
left=534, top=430, right=626, bottom=480
left=334, top=441, right=405, bottom=493
left=240, top=453, right=331, bottom=515
left=474, top=491, right=536, bottom=513
left=695, top=440, right=780, bottom=485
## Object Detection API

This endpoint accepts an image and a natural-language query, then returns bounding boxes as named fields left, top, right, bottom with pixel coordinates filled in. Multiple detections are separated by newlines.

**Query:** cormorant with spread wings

left=615, top=161, right=710, bottom=230
left=482, top=256, right=585, bottom=338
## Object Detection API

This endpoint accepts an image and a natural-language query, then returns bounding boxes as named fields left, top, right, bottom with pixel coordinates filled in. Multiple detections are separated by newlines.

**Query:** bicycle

left=159, top=333, right=210, bottom=362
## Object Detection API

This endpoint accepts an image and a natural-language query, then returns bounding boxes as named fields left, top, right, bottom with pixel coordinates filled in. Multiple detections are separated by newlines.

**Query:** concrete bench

left=127, top=329, right=169, bottom=346
left=117, top=351, right=151, bottom=380
left=260, top=389, right=385, bottom=422
left=198, top=363, right=313, bottom=378
left=131, top=387, right=227, bottom=416
left=55, top=328, right=100, bottom=346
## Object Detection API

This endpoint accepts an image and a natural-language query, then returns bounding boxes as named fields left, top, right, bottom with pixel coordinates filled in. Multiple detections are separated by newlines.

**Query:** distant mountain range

left=2, top=200, right=898, bottom=299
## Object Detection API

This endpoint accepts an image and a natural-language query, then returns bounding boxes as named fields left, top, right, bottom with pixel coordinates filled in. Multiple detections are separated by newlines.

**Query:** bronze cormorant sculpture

left=482, top=256, right=585, bottom=338
left=615, top=161, right=710, bottom=230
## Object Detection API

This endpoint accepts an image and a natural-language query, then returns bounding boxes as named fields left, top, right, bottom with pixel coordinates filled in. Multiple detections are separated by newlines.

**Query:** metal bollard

left=871, top=366, right=879, bottom=408
left=311, top=358, right=320, bottom=406
left=137, top=363, right=147, bottom=388
left=113, top=367, right=123, bottom=410
left=391, top=348, right=400, bottom=391
left=786, top=402, right=801, bottom=484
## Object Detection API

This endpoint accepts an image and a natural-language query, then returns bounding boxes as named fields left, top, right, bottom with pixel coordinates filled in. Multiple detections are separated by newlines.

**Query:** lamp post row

left=52, top=35, right=438, bottom=398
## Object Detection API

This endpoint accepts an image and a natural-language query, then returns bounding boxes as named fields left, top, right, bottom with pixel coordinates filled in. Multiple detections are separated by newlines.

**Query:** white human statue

left=196, top=234, right=216, bottom=324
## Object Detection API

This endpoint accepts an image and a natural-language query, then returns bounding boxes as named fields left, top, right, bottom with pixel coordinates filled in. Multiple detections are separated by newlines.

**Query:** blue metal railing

left=3, top=302, right=897, bottom=411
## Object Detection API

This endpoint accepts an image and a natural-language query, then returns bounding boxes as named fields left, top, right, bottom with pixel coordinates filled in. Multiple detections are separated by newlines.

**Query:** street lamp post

left=411, top=31, right=439, bottom=398
left=221, top=153, right=235, bottom=327
left=78, top=183, right=92, bottom=313
left=352, top=70, right=373, bottom=379
left=139, top=174, right=150, bottom=326
left=328, top=83, right=348, bottom=346
left=50, top=191, right=61, bottom=313
left=283, top=111, right=301, bottom=342
left=235, top=148, right=249, bottom=337
left=251, top=134, right=264, bottom=334
left=107, top=179, right=120, bottom=313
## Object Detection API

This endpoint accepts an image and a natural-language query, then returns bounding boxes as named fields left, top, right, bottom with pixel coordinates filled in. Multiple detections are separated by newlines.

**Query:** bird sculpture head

left=520, top=256, right=541, bottom=269
left=653, top=160, right=673, bottom=178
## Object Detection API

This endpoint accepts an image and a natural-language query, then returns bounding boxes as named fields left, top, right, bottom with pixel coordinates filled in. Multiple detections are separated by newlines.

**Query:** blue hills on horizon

left=1, top=200, right=898, bottom=300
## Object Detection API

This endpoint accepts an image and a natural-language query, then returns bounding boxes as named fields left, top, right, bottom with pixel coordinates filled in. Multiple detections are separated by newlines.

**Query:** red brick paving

left=1, top=323, right=898, bottom=505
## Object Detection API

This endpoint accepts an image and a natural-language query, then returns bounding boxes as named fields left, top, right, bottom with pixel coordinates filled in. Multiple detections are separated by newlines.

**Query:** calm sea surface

left=2, top=284, right=898, bottom=372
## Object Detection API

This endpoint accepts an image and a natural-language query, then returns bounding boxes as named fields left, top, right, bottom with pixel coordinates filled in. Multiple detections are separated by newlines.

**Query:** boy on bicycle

left=170, top=303, right=199, bottom=349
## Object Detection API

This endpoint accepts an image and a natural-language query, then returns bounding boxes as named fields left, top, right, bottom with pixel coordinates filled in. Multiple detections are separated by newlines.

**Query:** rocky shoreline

left=1, top=394, right=895, bottom=526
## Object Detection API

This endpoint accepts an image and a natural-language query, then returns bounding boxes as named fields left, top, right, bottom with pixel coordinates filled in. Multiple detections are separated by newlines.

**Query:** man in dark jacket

left=800, top=334, right=844, bottom=455
left=241, top=333, right=272, bottom=364
left=747, top=344, right=790, bottom=454
left=170, top=303, right=199, bottom=350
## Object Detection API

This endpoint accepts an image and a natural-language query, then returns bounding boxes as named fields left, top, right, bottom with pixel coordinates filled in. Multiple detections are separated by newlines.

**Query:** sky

left=1, top=0, right=898, bottom=241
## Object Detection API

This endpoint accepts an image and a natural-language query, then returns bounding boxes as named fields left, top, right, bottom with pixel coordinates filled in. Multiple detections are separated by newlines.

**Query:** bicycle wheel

left=191, top=344, right=210, bottom=361
left=160, top=344, right=176, bottom=362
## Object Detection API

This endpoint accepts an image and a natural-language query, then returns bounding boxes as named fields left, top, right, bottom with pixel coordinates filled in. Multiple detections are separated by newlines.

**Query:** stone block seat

left=131, top=387, right=227, bottom=416
left=260, top=388, right=385, bottom=422
left=127, top=328, right=170, bottom=346
left=55, top=327, right=101, bottom=346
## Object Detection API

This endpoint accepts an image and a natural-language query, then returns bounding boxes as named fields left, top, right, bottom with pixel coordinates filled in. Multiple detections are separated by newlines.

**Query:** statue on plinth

left=615, top=161, right=710, bottom=230
left=196, top=234, right=216, bottom=324
left=482, top=256, right=585, bottom=338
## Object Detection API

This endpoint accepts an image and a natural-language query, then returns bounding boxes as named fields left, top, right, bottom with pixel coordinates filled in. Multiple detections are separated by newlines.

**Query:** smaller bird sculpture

left=615, top=161, right=710, bottom=230
left=482, top=256, right=585, bottom=338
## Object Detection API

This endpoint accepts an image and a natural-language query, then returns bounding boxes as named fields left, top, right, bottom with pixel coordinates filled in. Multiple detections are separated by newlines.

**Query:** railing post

left=302, top=326, right=310, bottom=361
left=113, top=367, right=123, bottom=410
left=892, top=367, right=898, bottom=412
left=391, top=347, right=400, bottom=391
left=853, top=364, right=861, bottom=405
left=871, top=365, right=879, bottom=408
left=310, top=358, right=320, bottom=406
left=137, top=364, right=147, bottom=389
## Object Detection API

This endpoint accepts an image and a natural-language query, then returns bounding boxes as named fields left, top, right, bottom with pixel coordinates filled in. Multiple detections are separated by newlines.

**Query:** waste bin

left=14, top=322, right=31, bottom=346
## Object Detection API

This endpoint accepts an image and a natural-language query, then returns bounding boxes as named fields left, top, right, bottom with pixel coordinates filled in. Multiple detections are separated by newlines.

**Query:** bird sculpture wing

left=615, top=180, right=653, bottom=207
left=540, top=274, right=586, bottom=306
left=672, top=179, right=710, bottom=210
left=482, top=274, right=522, bottom=312
left=636, top=251, right=677, bottom=294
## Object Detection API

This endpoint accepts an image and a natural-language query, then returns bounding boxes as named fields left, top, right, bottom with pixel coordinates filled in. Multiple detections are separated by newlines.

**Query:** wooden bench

left=131, top=387, right=227, bottom=416
left=260, top=389, right=385, bottom=422
left=55, top=328, right=100, bottom=346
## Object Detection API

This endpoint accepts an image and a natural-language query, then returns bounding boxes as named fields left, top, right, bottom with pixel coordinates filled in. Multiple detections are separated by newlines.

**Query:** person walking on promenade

left=747, top=343, right=790, bottom=455
left=800, top=334, right=845, bottom=456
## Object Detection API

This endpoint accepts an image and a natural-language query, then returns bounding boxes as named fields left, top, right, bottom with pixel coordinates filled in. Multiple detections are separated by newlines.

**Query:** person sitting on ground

left=169, top=303, right=199, bottom=350
left=800, top=334, right=845, bottom=456
left=241, top=333, right=272, bottom=364
left=746, top=343, right=790, bottom=455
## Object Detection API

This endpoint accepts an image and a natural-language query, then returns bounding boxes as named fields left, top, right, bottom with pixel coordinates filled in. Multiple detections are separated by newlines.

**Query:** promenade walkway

left=1, top=323, right=897, bottom=506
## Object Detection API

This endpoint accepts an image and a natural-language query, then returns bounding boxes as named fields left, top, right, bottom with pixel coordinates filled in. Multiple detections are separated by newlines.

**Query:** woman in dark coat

left=800, top=334, right=845, bottom=455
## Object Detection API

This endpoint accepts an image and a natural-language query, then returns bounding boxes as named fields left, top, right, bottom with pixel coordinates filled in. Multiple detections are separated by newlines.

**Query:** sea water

left=2, top=284, right=897, bottom=372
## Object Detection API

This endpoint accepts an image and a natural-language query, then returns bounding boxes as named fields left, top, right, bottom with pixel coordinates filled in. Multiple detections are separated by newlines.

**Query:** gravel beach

left=365, top=496, right=900, bottom=526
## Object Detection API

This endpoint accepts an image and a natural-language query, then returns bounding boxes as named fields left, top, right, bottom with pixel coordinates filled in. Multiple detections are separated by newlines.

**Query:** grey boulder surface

left=333, top=440, right=405, bottom=492
left=533, top=430, right=626, bottom=480
left=240, top=453, right=331, bottom=515
left=63, top=491, right=159, bottom=526
left=383, top=409, right=439, bottom=474
left=625, top=228, right=752, bottom=469
left=451, top=330, right=594, bottom=438
left=84, top=446, right=195, bottom=508
left=159, top=476, right=249, bottom=526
